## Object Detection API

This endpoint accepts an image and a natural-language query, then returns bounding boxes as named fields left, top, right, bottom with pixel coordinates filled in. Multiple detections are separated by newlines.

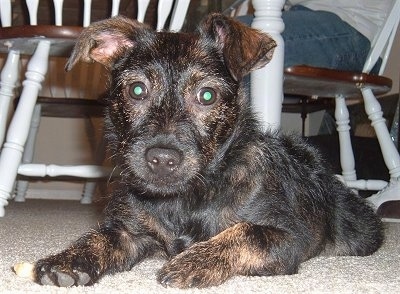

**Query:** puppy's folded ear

left=200, top=13, right=276, bottom=81
left=66, top=16, right=151, bottom=71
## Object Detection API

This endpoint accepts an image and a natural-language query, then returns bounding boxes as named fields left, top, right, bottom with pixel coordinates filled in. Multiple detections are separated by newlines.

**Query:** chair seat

left=0, top=25, right=82, bottom=56
left=284, top=65, right=392, bottom=99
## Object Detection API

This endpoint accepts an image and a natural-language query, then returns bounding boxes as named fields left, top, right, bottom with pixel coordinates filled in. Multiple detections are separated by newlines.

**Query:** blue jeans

left=239, top=6, right=373, bottom=71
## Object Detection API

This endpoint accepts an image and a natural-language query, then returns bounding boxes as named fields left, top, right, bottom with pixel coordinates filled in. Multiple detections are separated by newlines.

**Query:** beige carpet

left=0, top=199, right=399, bottom=293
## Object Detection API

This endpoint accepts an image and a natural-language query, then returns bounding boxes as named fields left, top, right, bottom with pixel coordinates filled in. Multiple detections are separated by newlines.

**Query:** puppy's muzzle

left=145, top=147, right=182, bottom=177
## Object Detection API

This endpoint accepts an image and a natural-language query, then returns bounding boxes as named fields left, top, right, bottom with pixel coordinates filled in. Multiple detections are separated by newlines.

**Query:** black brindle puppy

left=31, top=14, right=383, bottom=288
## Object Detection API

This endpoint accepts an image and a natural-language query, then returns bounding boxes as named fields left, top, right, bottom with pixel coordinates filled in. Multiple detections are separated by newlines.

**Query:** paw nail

left=56, top=272, right=75, bottom=287
left=40, top=274, right=55, bottom=286
left=77, top=272, right=91, bottom=285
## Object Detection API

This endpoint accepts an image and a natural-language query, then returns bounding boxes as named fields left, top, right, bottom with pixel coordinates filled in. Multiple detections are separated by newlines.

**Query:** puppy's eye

left=127, top=82, right=148, bottom=100
left=197, top=87, right=217, bottom=105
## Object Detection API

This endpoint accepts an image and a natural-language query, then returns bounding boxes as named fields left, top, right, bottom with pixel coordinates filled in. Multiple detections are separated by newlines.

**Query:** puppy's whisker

left=107, top=165, right=119, bottom=186
left=194, top=172, right=207, bottom=188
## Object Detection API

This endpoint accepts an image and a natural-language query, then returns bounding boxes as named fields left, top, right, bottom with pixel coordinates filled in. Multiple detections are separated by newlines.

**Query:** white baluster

left=83, top=0, right=92, bottom=27
left=81, top=182, right=96, bottom=204
left=18, top=164, right=111, bottom=177
left=168, top=0, right=190, bottom=31
left=14, top=104, right=42, bottom=202
left=363, top=87, right=400, bottom=210
left=334, top=94, right=357, bottom=182
left=0, top=51, right=20, bottom=149
left=137, top=0, right=150, bottom=23
left=342, top=179, right=387, bottom=191
left=251, top=0, right=285, bottom=130
left=111, top=0, right=121, bottom=17
left=362, top=88, right=400, bottom=179
left=53, top=0, right=64, bottom=25
left=0, top=0, right=12, bottom=27
left=157, top=0, right=174, bottom=30
left=26, top=0, right=39, bottom=25
left=0, top=40, right=50, bottom=217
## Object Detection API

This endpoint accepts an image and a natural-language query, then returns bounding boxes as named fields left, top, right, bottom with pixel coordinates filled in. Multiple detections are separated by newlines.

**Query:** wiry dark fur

left=32, top=14, right=383, bottom=288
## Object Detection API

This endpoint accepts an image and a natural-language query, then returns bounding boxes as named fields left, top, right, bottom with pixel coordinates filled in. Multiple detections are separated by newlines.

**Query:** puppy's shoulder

left=259, top=130, right=327, bottom=167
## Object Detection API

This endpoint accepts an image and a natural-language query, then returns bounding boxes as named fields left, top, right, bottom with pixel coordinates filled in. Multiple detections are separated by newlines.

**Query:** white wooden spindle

left=363, top=0, right=400, bottom=75
left=81, top=182, right=97, bottom=204
left=111, top=0, right=121, bottom=17
left=0, top=51, right=20, bottom=149
left=137, top=0, right=150, bottom=23
left=157, top=0, right=174, bottom=30
left=250, top=0, right=285, bottom=130
left=334, top=94, right=357, bottom=182
left=363, top=88, right=400, bottom=178
left=169, top=0, right=190, bottom=31
left=0, top=40, right=50, bottom=217
left=26, top=0, right=39, bottom=25
left=0, top=0, right=12, bottom=26
left=53, top=0, right=64, bottom=25
left=342, top=179, right=387, bottom=191
left=14, top=104, right=42, bottom=202
left=18, top=164, right=111, bottom=177
left=83, top=0, right=92, bottom=27
left=365, top=92, right=400, bottom=211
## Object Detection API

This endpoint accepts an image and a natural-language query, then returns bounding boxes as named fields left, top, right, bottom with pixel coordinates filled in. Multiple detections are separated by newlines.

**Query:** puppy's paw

left=33, top=256, right=94, bottom=287
left=157, top=242, right=232, bottom=288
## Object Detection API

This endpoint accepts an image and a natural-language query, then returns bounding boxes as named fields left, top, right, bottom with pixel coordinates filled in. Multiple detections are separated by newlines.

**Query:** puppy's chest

left=154, top=202, right=232, bottom=254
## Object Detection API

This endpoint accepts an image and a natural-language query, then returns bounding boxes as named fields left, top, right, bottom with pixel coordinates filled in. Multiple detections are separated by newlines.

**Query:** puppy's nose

left=145, top=147, right=182, bottom=176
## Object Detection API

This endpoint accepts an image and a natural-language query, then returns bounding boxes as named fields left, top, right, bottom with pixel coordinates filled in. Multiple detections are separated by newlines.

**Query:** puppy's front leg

left=158, top=222, right=299, bottom=289
left=33, top=223, right=156, bottom=287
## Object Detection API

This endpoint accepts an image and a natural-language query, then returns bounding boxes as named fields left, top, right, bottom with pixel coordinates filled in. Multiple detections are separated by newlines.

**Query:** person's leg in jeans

left=238, top=5, right=371, bottom=71
left=238, top=5, right=374, bottom=135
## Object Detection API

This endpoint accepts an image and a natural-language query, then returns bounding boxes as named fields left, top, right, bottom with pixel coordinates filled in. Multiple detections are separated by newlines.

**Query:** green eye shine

left=133, top=86, right=143, bottom=96
left=197, top=87, right=217, bottom=105
left=128, top=82, right=148, bottom=100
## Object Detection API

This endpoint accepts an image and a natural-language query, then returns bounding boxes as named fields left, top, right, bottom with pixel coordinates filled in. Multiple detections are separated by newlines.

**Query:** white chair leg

left=250, top=0, right=285, bottom=130
left=334, top=94, right=357, bottom=182
left=81, top=181, right=96, bottom=204
left=0, top=41, right=50, bottom=217
left=362, top=88, right=400, bottom=209
left=0, top=50, right=20, bottom=149
left=14, top=104, right=42, bottom=202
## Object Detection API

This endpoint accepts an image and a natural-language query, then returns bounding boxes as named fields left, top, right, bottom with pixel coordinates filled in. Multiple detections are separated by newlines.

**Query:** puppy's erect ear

left=66, top=16, right=151, bottom=71
left=200, top=13, right=276, bottom=81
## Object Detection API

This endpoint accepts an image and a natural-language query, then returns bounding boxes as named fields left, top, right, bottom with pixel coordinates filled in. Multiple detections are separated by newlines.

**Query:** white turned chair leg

left=14, top=104, right=42, bottom=202
left=250, top=0, right=285, bottom=130
left=0, top=50, right=20, bottom=150
left=362, top=88, right=400, bottom=178
left=81, top=181, right=96, bottom=204
left=362, top=88, right=400, bottom=209
left=334, top=94, right=357, bottom=182
left=0, top=41, right=50, bottom=217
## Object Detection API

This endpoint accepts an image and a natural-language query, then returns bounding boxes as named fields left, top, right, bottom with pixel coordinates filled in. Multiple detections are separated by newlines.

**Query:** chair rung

left=18, top=164, right=112, bottom=178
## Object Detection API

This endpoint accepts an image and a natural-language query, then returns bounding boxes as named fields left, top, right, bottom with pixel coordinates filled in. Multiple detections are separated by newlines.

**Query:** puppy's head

left=67, top=14, right=276, bottom=196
